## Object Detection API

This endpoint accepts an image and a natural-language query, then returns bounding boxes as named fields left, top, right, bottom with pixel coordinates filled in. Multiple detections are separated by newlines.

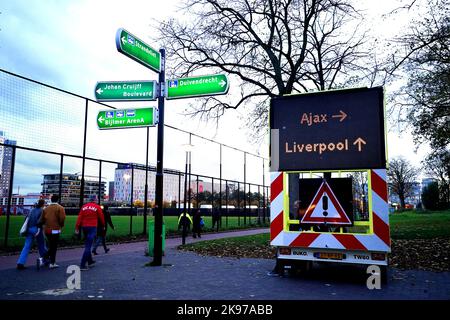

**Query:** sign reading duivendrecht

left=166, top=74, right=229, bottom=100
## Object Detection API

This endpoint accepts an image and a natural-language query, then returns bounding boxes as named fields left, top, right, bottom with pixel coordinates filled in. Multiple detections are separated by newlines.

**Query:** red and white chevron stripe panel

left=270, top=169, right=390, bottom=253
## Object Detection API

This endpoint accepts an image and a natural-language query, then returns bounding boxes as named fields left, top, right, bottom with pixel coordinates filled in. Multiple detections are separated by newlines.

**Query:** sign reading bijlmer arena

left=97, top=107, right=158, bottom=130
left=270, top=87, right=386, bottom=171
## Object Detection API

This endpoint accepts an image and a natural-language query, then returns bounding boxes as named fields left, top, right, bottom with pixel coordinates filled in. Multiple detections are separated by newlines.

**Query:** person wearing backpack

left=16, top=199, right=48, bottom=270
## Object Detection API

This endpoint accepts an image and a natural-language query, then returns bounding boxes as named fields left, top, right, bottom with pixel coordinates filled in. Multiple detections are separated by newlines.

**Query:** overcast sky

left=0, top=0, right=432, bottom=194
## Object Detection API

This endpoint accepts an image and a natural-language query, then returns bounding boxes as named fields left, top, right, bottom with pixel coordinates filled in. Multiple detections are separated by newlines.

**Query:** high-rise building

left=0, top=131, right=17, bottom=197
left=114, top=163, right=183, bottom=204
left=42, top=173, right=106, bottom=206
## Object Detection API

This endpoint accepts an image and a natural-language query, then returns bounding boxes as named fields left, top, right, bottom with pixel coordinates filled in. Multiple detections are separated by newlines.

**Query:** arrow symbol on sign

left=98, top=116, right=104, bottom=124
left=96, top=88, right=103, bottom=95
left=219, top=80, right=226, bottom=87
left=121, top=36, right=126, bottom=45
left=332, top=110, right=347, bottom=122
left=353, top=137, right=366, bottom=152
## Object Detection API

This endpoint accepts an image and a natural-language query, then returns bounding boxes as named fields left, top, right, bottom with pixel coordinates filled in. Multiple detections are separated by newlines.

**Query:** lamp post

left=181, top=141, right=194, bottom=245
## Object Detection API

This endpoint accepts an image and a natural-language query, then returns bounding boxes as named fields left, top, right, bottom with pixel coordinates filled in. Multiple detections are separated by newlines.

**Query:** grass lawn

left=389, top=210, right=450, bottom=239
left=180, top=210, right=450, bottom=271
left=0, top=215, right=268, bottom=251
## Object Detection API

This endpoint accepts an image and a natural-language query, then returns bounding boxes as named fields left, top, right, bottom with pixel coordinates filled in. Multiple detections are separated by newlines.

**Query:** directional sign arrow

left=116, top=28, right=161, bottom=73
left=353, top=137, right=367, bottom=151
left=94, top=80, right=157, bottom=102
left=332, top=110, right=347, bottom=122
left=97, top=107, right=158, bottom=130
left=166, top=74, right=229, bottom=100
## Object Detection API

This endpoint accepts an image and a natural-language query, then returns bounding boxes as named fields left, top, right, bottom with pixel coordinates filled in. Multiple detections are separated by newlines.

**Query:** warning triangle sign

left=301, top=180, right=351, bottom=225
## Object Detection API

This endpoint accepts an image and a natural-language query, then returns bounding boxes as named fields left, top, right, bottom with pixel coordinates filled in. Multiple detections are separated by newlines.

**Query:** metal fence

left=0, top=68, right=270, bottom=248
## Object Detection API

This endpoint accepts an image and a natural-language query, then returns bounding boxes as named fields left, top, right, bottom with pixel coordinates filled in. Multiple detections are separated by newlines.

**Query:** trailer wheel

left=380, top=265, right=388, bottom=284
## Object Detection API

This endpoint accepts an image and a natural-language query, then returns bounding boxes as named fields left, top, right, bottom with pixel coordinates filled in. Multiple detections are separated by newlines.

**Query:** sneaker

left=105, top=248, right=110, bottom=253
left=80, top=266, right=89, bottom=271
left=49, top=263, right=59, bottom=269
left=88, top=260, right=96, bottom=267
left=17, top=264, right=26, bottom=270
left=92, top=250, right=98, bottom=256
left=36, top=258, right=44, bottom=270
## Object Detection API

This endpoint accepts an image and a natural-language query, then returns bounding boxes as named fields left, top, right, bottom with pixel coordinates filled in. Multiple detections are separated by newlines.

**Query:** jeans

left=17, top=226, right=48, bottom=266
left=81, top=227, right=97, bottom=268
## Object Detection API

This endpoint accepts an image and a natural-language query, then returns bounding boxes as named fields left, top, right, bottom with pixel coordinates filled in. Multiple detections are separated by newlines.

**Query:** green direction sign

left=115, top=28, right=161, bottom=73
left=166, top=74, right=229, bottom=100
left=95, top=80, right=157, bottom=102
left=97, top=107, right=158, bottom=130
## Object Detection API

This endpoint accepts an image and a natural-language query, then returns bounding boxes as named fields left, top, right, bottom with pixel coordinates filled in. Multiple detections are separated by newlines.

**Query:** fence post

left=59, top=154, right=63, bottom=204
left=3, top=144, right=16, bottom=248
left=98, top=160, right=102, bottom=205
left=237, top=181, right=240, bottom=226
left=130, top=164, right=134, bottom=236
left=79, top=99, right=89, bottom=209
left=244, top=152, right=247, bottom=225
left=225, top=180, right=228, bottom=227
left=143, top=127, right=150, bottom=235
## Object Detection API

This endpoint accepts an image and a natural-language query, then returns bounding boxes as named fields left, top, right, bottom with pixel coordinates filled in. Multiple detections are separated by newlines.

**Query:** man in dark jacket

left=92, top=204, right=115, bottom=255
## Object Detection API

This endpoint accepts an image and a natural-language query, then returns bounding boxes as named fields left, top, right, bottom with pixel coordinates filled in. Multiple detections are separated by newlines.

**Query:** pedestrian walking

left=212, top=207, right=222, bottom=232
left=192, top=209, right=203, bottom=238
left=38, top=194, right=66, bottom=269
left=92, top=204, right=115, bottom=255
left=75, top=195, right=105, bottom=271
left=16, top=199, right=48, bottom=270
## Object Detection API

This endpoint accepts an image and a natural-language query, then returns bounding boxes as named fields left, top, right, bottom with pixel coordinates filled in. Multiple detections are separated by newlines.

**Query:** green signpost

left=97, top=107, right=158, bottom=130
left=95, top=80, right=157, bottom=102
left=166, top=74, right=229, bottom=100
left=116, top=28, right=161, bottom=73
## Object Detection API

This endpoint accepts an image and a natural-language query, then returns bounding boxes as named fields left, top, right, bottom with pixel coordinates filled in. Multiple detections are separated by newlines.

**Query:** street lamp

left=181, top=141, right=194, bottom=245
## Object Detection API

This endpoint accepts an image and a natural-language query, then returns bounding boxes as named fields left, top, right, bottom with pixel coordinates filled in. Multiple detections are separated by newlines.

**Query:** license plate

left=314, top=252, right=344, bottom=260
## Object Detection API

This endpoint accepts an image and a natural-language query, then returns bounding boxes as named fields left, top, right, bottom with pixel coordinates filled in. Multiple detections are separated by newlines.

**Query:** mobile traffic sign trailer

left=95, top=28, right=230, bottom=266
left=269, top=87, right=390, bottom=279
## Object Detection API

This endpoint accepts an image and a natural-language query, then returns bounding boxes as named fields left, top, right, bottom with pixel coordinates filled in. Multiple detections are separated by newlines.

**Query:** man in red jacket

left=75, top=195, right=105, bottom=270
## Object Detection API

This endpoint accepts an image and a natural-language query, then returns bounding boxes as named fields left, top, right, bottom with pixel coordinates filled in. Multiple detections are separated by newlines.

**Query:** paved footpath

left=0, top=228, right=449, bottom=300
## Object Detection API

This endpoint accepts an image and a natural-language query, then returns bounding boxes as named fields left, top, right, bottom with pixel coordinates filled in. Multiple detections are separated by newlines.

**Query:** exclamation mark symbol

left=322, top=195, right=328, bottom=217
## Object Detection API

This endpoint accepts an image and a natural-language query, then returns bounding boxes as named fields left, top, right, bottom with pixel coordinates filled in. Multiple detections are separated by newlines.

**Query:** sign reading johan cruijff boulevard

left=116, top=28, right=161, bottom=73
left=97, top=107, right=158, bottom=130
left=166, top=74, right=229, bottom=100
left=270, top=87, right=386, bottom=171
left=95, top=80, right=157, bottom=102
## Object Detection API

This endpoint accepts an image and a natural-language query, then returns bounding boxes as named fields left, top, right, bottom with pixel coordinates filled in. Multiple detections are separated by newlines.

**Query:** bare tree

left=387, top=157, right=420, bottom=208
left=385, top=0, right=450, bottom=150
left=156, top=0, right=380, bottom=138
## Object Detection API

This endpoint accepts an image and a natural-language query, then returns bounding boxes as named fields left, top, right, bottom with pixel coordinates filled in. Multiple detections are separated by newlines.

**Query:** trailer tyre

left=380, top=265, right=388, bottom=284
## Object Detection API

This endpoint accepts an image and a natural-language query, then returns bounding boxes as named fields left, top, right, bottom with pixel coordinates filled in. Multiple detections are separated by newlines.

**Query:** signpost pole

left=151, top=48, right=165, bottom=266
left=143, top=127, right=149, bottom=235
